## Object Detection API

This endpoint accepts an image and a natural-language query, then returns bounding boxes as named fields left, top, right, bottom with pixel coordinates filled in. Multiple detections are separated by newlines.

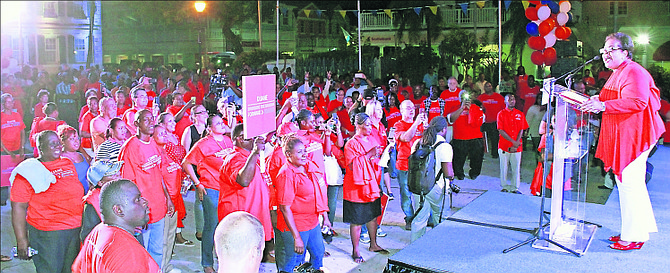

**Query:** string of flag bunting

left=278, top=1, right=514, bottom=19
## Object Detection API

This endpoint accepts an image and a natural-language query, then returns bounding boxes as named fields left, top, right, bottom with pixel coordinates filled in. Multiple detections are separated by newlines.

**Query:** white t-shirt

left=411, top=134, right=453, bottom=189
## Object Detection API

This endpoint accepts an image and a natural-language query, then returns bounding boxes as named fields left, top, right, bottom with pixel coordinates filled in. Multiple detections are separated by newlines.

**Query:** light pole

left=195, top=1, right=206, bottom=70
left=637, top=34, right=649, bottom=67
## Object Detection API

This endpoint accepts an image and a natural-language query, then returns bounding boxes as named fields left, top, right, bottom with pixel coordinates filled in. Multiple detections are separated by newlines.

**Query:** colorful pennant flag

left=339, top=10, right=346, bottom=18
left=316, top=10, right=322, bottom=18
left=304, top=9, right=311, bottom=17
left=352, top=10, right=358, bottom=17
left=281, top=7, right=288, bottom=16
left=384, top=9, right=392, bottom=18
left=522, top=1, right=530, bottom=10
left=476, top=1, right=486, bottom=8
left=429, top=6, right=438, bottom=15
left=414, top=7, right=421, bottom=15
left=341, top=27, right=352, bottom=46
left=460, top=3, right=469, bottom=16
left=371, top=10, right=377, bottom=16
left=504, top=1, right=512, bottom=10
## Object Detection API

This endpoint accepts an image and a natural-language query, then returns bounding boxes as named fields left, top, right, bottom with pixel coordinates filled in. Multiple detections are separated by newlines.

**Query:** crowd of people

left=1, top=31, right=668, bottom=272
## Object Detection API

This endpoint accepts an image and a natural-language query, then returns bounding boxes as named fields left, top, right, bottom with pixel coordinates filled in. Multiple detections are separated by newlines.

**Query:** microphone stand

left=555, top=56, right=601, bottom=87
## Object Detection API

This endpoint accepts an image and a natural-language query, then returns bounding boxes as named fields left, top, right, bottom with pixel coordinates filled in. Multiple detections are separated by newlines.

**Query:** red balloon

left=525, top=7, right=539, bottom=20
left=538, top=20, right=555, bottom=36
left=544, top=47, right=557, bottom=66
left=556, top=26, right=572, bottom=40
left=528, top=36, right=546, bottom=51
left=531, top=50, right=545, bottom=66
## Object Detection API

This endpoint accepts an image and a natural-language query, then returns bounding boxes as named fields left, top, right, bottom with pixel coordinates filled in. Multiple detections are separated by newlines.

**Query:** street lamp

left=194, top=2, right=206, bottom=70
left=637, top=33, right=650, bottom=67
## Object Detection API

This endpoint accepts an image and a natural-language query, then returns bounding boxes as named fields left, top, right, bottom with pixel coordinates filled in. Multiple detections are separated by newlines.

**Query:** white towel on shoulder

left=9, top=158, right=56, bottom=194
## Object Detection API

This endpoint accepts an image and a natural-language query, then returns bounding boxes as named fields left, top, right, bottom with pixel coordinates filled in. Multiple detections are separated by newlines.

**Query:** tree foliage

left=501, top=1, right=529, bottom=67
left=395, top=44, right=440, bottom=85
left=390, top=1, right=442, bottom=47
left=440, top=28, right=485, bottom=76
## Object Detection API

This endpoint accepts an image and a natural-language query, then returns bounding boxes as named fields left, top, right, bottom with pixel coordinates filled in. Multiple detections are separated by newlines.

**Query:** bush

left=648, top=65, right=670, bottom=99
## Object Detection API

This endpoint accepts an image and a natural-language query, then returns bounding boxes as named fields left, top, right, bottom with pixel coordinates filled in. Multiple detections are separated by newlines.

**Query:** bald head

left=214, top=211, right=264, bottom=272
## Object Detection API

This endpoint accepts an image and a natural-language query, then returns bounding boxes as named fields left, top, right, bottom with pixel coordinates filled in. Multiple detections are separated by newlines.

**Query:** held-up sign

left=242, top=74, right=277, bottom=139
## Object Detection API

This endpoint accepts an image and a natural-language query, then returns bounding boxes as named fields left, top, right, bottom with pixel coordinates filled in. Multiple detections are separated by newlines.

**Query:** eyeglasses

left=194, top=111, right=207, bottom=115
left=599, top=47, right=623, bottom=55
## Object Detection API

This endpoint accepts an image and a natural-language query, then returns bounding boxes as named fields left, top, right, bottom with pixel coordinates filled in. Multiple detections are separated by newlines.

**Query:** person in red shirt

left=118, top=109, right=175, bottom=268
left=275, top=136, right=330, bottom=272
left=29, top=102, right=67, bottom=157
left=343, top=113, right=389, bottom=263
left=90, top=97, right=117, bottom=152
left=11, top=130, right=84, bottom=272
left=497, top=94, right=528, bottom=194
left=514, top=66, right=529, bottom=96
left=72, top=179, right=161, bottom=273
left=384, top=93, right=401, bottom=131
left=581, top=32, right=663, bottom=251
left=583, top=68, right=597, bottom=90
left=519, top=75, right=540, bottom=114
left=661, top=98, right=670, bottom=145
left=218, top=124, right=273, bottom=265
left=182, top=115, right=234, bottom=273
left=33, top=89, right=50, bottom=119
left=79, top=96, right=99, bottom=154
left=122, top=88, right=149, bottom=137
left=365, top=100, right=392, bottom=194
left=166, top=91, right=196, bottom=139
left=449, top=94, right=485, bottom=180
left=478, top=82, right=505, bottom=158
left=410, top=85, right=427, bottom=116
left=1, top=94, right=26, bottom=159
left=423, top=86, right=445, bottom=123
left=393, top=100, right=427, bottom=229
left=78, top=89, right=99, bottom=122
left=440, top=77, right=463, bottom=141
left=114, top=89, right=130, bottom=117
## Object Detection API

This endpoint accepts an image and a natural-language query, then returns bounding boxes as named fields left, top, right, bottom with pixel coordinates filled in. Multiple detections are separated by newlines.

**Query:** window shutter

left=58, top=2, right=66, bottom=17
left=37, top=35, right=45, bottom=65
left=59, top=35, right=67, bottom=64
left=68, top=35, right=75, bottom=63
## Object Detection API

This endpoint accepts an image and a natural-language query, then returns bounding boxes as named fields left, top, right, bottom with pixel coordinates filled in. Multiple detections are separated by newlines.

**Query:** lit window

left=75, top=39, right=86, bottom=63
left=44, top=38, right=57, bottom=64
left=44, top=2, right=57, bottom=18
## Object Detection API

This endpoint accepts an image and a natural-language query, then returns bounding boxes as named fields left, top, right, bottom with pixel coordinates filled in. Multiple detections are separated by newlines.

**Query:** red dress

left=596, top=60, right=665, bottom=178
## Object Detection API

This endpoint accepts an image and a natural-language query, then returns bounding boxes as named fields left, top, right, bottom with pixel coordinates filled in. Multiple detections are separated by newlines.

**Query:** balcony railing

left=360, top=7, right=507, bottom=30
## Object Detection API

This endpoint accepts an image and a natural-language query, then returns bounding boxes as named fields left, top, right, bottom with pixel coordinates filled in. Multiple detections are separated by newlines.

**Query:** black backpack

left=408, top=141, right=444, bottom=195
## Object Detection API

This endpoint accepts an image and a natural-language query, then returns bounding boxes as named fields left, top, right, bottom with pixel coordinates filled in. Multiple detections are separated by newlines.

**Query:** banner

left=242, top=74, right=277, bottom=139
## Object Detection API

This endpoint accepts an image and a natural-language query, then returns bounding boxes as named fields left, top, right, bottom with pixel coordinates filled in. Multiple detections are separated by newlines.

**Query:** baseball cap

left=388, top=79, right=398, bottom=86
left=87, top=160, right=124, bottom=185
left=363, top=89, right=375, bottom=100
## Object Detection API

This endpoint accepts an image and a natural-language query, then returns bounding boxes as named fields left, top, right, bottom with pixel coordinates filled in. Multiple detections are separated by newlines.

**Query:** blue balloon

left=548, top=1, right=560, bottom=13
left=567, top=12, right=573, bottom=23
left=526, top=22, right=540, bottom=36
left=541, top=1, right=551, bottom=4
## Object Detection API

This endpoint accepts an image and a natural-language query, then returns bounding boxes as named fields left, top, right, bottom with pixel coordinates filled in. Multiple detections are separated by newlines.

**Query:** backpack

left=407, top=141, right=444, bottom=195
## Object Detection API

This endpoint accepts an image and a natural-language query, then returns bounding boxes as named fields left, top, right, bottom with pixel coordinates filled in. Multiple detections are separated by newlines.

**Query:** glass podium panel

left=532, top=80, right=597, bottom=256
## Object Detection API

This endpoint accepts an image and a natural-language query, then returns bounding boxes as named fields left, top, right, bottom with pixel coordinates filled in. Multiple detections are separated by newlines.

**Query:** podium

left=531, top=79, right=598, bottom=255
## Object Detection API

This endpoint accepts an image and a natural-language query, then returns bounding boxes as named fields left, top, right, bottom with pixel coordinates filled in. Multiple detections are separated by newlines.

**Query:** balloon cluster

left=525, top=1, right=573, bottom=66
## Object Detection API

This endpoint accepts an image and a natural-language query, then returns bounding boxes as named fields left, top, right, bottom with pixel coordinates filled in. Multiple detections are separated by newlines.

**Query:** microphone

left=591, top=55, right=601, bottom=61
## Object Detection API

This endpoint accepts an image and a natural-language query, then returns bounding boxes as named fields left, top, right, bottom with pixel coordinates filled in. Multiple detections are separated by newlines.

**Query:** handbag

left=323, top=155, right=343, bottom=186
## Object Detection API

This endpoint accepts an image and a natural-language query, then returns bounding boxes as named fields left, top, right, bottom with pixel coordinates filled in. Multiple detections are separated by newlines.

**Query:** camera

left=208, top=70, right=230, bottom=101
left=376, top=87, right=385, bottom=102
left=293, top=262, right=324, bottom=273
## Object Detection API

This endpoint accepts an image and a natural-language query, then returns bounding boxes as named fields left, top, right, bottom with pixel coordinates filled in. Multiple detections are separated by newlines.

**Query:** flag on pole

left=281, top=7, right=288, bottom=16
left=352, top=10, right=358, bottom=17
left=341, top=27, right=352, bottom=46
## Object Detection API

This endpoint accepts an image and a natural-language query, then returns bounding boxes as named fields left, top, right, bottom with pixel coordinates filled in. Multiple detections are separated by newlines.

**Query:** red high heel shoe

left=608, top=235, right=620, bottom=242
left=609, top=241, right=644, bottom=250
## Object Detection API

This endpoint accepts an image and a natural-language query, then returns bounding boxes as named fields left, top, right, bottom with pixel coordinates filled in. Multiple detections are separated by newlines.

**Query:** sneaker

left=360, top=232, right=370, bottom=243
left=377, top=227, right=387, bottom=237
left=404, top=219, right=412, bottom=231
left=501, top=189, right=509, bottom=192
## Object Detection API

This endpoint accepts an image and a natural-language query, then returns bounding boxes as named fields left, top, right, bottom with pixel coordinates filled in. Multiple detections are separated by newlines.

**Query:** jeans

left=277, top=225, right=325, bottom=272
left=397, top=170, right=414, bottom=220
left=387, top=145, right=398, bottom=179
left=201, top=188, right=219, bottom=268
left=326, top=185, right=341, bottom=224
left=28, top=225, right=80, bottom=273
left=194, top=196, right=204, bottom=233
left=410, top=184, right=446, bottom=242
left=143, top=217, right=166, bottom=268
left=274, top=227, right=286, bottom=272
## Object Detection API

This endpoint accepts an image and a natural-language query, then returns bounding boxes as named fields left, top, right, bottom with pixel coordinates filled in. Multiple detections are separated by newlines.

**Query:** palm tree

left=390, top=1, right=443, bottom=47
left=501, top=1, right=529, bottom=67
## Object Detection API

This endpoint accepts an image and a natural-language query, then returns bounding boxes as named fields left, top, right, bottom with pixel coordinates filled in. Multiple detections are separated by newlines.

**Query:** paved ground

left=1, top=149, right=611, bottom=273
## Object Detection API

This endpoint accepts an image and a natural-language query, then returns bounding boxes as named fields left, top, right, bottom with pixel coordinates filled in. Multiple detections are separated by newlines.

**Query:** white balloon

left=544, top=33, right=557, bottom=48
left=559, top=1, right=572, bottom=13
left=537, top=5, right=551, bottom=21
left=557, top=12, right=569, bottom=26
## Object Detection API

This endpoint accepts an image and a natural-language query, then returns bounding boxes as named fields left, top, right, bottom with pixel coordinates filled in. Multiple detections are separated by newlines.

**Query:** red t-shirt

left=497, top=108, right=529, bottom=152
left=478, top=92, right=505, bottom=123
left=519, top=85, right=540, bottom=115
left=80, top=111, right=96, bottom=149
left=166, top=105, right=192, bottom=139
left=295, top=130, right=327, bottom=177
left=34, top=102, right=46, bottom=119
left=343, top=134, right=381, bottom=203
left=426, top=100, right=442, bottom=122
left=440, top=88, right=462, bottom=116
left=394, top=120, right=423, bottom=171
left=122, top=108, right=139, bottom=135
left=146, top=90, right=156, bottom=108
left=326, top=99, right=342, bottom=114
left=116, top=105, right=129, bottom=118
left=384, top=107, right=401, bottom=130
left=661, top=99, right=670, bottom=142
left=218, top=147, right=273, bottom=241
left=10, top=158, right=84, bottom=231
left=275, top=162, right=328, bottom=232
left=72, top=224, right=161, bottom=273
left=515, top=75, right=529, bottom=94
left=79, top=105, right=91, bottom=123
left=411, top=95, right=427, bottom=117
left=369, top=123, right=388, bottom=151
left=183, top=135, right=233, bottom=190
left=583, top=76, right=596, bottom=87
left=452, top=105, right=484, bottom=140
left=118, top=137, right=167, bottom=223
left=1, top=111, right=25, bottom=151
left=29, top=118, right=66, bottom=148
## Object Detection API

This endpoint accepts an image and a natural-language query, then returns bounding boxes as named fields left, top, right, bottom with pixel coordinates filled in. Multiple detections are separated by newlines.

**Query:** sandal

left=352, top=255, right=364, bottom=263
left=175, top=239, right=194, bottom=247
left=1, top=255, right=11, bottom=262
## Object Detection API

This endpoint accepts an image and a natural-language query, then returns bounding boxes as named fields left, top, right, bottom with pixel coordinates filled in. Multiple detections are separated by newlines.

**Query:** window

left=44, top=38, right=57, bottom=64
left=618, top=2, right=627, bottom=15
left=75, top=38, right=86, bottom=63
left=43, top=2, right=57, bottom=18
left=609, top=2, right=628, bottom=15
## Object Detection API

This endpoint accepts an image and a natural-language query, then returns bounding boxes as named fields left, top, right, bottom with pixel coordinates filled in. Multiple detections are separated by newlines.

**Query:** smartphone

left=190, top=97, right=196, bottom=103
left=355, top=73, right=364, bottom=79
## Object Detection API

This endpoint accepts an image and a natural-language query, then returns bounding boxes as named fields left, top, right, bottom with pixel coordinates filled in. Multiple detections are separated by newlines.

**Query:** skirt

left=342, top=198, right=381, bottom=225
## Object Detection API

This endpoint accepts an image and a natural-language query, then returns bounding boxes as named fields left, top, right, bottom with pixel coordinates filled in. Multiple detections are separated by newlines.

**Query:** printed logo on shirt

left=1, top=120, right=21, bottom=129
left=215, top=147, right=235, bottom=158
left=52, top=168, right=76, bottom=179
left=305, top=142, right=323, bottom=154
left=166, top=162, right=180, bottom=173
left=261, top=172, right=272, bottom=186
left=515, top=114, right=523, bottom=121
left=141, top=154, right=162, bottom=172
left=482, top=99, right=500, bottom=104
left=387, top=112, right=401, bottom=120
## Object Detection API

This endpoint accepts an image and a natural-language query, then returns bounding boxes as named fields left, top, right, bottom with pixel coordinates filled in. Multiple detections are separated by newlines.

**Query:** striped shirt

left=95, top=140, right=122, bottom=162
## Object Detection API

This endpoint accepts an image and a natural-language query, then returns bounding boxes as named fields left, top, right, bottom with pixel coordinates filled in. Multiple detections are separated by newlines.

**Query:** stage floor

left=387, top=145, right=670, bottom=273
